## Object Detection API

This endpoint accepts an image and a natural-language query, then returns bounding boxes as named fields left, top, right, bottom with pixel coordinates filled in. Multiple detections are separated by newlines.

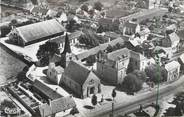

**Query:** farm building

left=8, top=19, right=65, bottom=46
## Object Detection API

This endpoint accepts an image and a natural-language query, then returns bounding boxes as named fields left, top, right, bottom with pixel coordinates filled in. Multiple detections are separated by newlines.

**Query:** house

left=154, top=46, right=173, bottom=59
left=177, top=29, right=184, bottom=49
left=97, top=48, right=130, bottom=85
left=165, top=61, right=180, bottom=82
left=39, top=96, right=76, bottom=117
left=50, top=31, right=83, bottom=48
left=178, top=54, right=184, bottom=73
left=161, top=32, right=180, bottom=52
left=105, top=7, right=133, bottom=19
left=47, top=63, right=64, bottom=85
left=61, top=61, right=101, bottom=98
left=76, top=37, right=124, bottom=60
left=130, top=50, right=155, bottom=71
left=30, top=5, right=49, bottom=16
left=121, top=21, right=141, bottom=36
left=136, top=0, right=161, bottom=9
left=98, top=18, right=120, bottom=31
left=166, top=24, right=177, bottom=32
left=8, top=19, right=65, bottom=46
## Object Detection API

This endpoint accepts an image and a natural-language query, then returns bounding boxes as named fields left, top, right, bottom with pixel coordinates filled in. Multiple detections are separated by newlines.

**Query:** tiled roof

left=16, top=19, right=65, bottom=43
left=30, top=6, right=49, bottom=15
left=107, top=48, right=130, bottom=61
left=168, top=32, right=180, bottom=43
left=124, top=21, right=139, bottom=30
left=177, top=29, right=184, bottom=40
left=33, top=79, right=62, bottom=100
left=63, top=61, right=91, bottom=85
left=76, top=37, right=124, bottom=60
left=106, top=8, right=132, bottom=18
left=39, top=96, right=76, bottom=117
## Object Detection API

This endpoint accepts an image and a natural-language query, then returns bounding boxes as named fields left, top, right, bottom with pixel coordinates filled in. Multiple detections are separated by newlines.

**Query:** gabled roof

left=106, top=8, right=132, bottom=18
left=168, top=32, right=180, bottom=43
left=33, top=79, right=62, bottom=100
left=179, top=53, right=184, bottom=64
left=76, top=37, right=124, bottom=60
left=139, top=28, right=150, bottom=36
left=50, top=31, right=83, bottom=44
left=165, top=61, right=180, bottom=71
left=39, top=96, right=76, bottom=117
left=63, top=61, right=97, bottom=85
left=107, top=48, right=130, bottom=61
left=30, top=6, right=49, bottom=15
left=124, top=21, right=139, bottom=30
left=104, top=32, right=121, bottom=39
left=15, top=19, right=65, bottom=44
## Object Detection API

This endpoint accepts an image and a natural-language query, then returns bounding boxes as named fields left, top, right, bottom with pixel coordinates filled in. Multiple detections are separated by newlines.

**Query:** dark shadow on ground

left=39, top=76, right=54, bottom=85
left=105, top=98, right=113, bottom=102
left=83, top=105, right=94, bottom=110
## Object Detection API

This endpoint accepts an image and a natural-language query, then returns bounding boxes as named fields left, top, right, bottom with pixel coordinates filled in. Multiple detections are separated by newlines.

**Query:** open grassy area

left=0, top=46, right=26, bottom=84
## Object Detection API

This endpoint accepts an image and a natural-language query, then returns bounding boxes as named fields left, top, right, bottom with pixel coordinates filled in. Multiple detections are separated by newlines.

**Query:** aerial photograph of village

left=1, top=0, right=184, bottom=117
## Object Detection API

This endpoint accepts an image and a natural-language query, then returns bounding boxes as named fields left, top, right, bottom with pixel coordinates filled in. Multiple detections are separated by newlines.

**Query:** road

left=85, top=75, right=184, bottom=117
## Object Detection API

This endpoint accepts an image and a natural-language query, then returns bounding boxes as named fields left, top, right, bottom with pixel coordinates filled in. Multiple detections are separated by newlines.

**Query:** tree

left=86, top=55, right=96, bottom=65
left=36, top=41, right=60, bottom=66
left=62, top=33, right=71, bottom=54
left=31, top=0, right=38, bottom=5
left=106, top=45, right=114, bottom=53
left=121, top=73, right=143, bottom=93
left=132, top=70, right=147, bottom=82
left=1, top=25, right=11, bottom=37
left=79, top=29, right=101, bottom=48
left=94, top=2, right=103, bottom=11
left=10, top=19, right=18, bottom=27
left=145, top=64, right=167, bottom=83
left=81, top=4, right=88, bottom=12
left=126, top=58, right=137, bottom=74
left=91, top=94, right=97, bottom=107
left=66, top=19, right=77, bottom=32
left=111, top=89, right=116, bottom=101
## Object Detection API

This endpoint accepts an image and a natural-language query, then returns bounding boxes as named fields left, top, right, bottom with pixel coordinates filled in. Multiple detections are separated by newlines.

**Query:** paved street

left=79, top=75, right=184, bottom=117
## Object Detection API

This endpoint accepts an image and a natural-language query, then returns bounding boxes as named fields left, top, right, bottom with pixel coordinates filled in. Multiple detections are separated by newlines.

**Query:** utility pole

left=155, top=55, right=160, bottom=106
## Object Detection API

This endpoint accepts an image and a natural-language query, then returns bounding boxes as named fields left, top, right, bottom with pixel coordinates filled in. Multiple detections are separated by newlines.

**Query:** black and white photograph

left=1, top=0, right=184, bottom=117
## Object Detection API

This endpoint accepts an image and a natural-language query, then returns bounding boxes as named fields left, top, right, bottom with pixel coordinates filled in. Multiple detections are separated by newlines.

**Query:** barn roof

left=33, top=79, right=62, bottom=100
left=16, top=19, right=65, bottom=44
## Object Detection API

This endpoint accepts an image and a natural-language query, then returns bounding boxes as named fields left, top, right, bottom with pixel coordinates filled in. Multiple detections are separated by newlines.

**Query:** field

left=0, top=45, right=26, bottom=85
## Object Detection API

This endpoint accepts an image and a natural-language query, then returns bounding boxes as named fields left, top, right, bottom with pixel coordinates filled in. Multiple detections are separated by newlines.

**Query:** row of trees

left=121, top=60, right=167, bottom=94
